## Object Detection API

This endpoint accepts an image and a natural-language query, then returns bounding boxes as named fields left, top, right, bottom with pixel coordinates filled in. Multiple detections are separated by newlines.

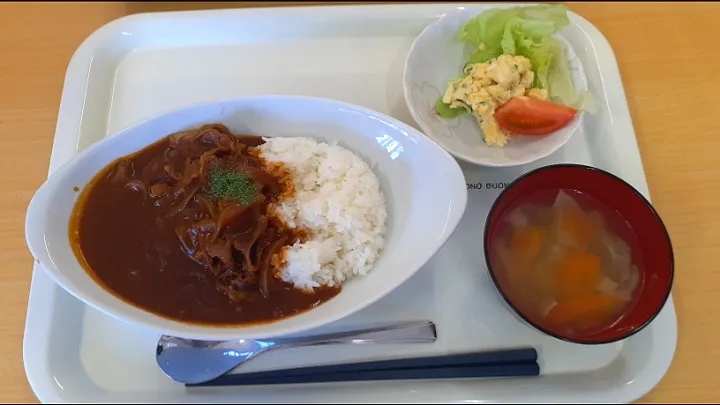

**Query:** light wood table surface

left=1, top=1, right=718, bottom=403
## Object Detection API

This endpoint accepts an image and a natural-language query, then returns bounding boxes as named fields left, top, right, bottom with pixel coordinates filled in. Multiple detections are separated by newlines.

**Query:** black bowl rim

left=483, top=163, right=675, bottom=345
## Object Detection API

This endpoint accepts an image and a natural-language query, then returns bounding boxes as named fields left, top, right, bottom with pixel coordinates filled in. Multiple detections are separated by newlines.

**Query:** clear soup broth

left=492, top=189, right=644, bottom=339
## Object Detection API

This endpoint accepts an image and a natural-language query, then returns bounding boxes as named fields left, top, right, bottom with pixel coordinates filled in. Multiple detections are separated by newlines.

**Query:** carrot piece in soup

left=554, top=251, right=601, bottom=300
left=511, top=226, right=546, bottom=263
left=546, top=294, right=621, bottom=328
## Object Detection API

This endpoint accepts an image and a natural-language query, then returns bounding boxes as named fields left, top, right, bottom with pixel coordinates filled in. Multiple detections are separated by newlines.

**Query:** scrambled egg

left=442, top=54, right=548, bottom=147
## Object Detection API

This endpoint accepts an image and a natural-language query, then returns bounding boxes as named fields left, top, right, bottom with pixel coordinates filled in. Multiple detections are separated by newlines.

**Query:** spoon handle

left=270, top=321, right=437, bottom=349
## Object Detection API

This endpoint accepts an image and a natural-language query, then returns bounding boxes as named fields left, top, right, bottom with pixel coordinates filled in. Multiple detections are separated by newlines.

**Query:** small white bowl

left=25, top=95, right=467, bottom=341
left=403, top=7, right=587, bottom=168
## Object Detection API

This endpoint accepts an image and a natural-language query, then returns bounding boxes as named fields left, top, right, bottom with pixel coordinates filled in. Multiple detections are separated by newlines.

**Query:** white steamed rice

left=256, top=137, right=387, bottom=291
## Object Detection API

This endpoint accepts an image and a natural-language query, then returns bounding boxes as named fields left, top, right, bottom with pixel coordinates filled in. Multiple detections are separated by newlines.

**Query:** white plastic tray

left=23, top=3, right=677, bottom=403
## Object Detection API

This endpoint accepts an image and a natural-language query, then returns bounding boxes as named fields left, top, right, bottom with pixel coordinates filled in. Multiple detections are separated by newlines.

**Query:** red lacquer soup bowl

left=484, top=164, right=674, bottom=344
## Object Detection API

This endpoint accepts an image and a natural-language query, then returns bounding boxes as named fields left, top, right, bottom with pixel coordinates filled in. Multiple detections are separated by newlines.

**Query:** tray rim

left=22, top=2, right=678, bottom=403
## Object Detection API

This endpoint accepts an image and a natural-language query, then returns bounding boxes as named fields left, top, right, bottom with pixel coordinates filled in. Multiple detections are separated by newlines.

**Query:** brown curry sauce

left=69, top=124, right=340, bottom=326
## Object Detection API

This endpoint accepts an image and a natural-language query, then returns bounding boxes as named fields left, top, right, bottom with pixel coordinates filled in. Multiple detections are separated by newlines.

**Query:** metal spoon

left=156, top=320, right=437, bottom=384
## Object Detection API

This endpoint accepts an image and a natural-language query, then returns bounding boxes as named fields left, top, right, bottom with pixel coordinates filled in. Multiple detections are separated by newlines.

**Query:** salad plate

left=404, top=5, right=592, bottom=167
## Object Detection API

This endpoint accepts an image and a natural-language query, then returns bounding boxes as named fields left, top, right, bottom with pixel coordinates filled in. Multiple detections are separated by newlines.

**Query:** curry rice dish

left=69, top=124, right=388, bottom=326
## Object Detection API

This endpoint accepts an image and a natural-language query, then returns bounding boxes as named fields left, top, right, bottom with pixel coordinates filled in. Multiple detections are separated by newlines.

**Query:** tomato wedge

left=495, top=97, right=577, bottom=136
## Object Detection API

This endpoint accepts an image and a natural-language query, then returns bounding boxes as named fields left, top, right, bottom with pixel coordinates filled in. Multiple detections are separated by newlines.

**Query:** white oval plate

left=25, top=95, right=467, bottom=341
left=403, top=7, right=588, bottom=168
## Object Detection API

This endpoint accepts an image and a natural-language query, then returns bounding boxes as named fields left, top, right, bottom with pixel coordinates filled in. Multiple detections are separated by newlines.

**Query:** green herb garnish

left=209, top=168, right=259, bottom=205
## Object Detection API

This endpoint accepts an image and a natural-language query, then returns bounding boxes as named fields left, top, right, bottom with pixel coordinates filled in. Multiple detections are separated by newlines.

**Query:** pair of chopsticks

left=187, top=347, right=539, bottom=387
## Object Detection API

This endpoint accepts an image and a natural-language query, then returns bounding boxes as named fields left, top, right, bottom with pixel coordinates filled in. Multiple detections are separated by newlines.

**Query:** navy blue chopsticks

left=187, top=347, right=539, bottom=387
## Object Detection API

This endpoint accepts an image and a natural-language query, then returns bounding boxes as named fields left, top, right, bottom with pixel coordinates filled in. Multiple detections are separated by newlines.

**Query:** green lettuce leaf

left=466, top=44, right=503, bottom=65
left=458, top=5, right=569, bottom=48
left=436, top=5, right=594, bottom=119
left=453, top=5, right=594, bottom=111
left=458, top=8, right=517, bottom=46
left=545, top=37, right=597, bottom=113
left=516, top=36, right=554, bottom=89
left=521, top=5, right=571, bottom=29
left=545, top=36, right=577, bottom=105
left=435, top=98, right=468, bottom=119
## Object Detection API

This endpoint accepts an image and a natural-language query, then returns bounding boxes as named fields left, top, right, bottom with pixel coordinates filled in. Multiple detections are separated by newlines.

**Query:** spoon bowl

left=157, top=321, right=437, bottom=384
